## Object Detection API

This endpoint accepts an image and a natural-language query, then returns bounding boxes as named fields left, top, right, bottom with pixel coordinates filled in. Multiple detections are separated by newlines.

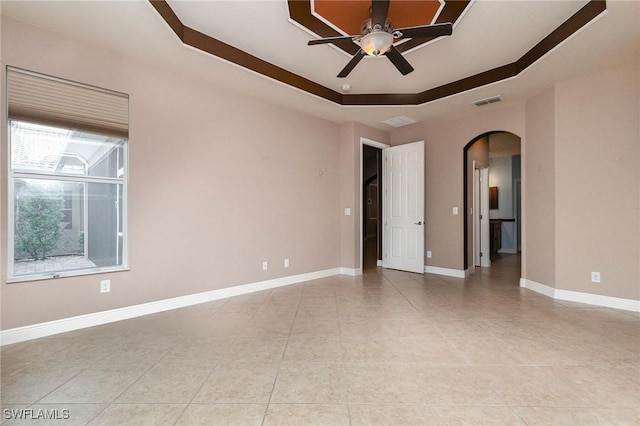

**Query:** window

left=7, top=68, right=129, bottom=281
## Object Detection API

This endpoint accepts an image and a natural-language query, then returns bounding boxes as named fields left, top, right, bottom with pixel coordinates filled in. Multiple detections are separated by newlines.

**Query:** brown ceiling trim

left=515, top=0, right=606, bottom=73
left=149, top=0, right=342, bottom=104
left=396, top=0, right=472, bottom=53
left=287, top=0, right=360, bottom=55
left=149, top=0, right=183, bottom=39
left=149, top=0, right=606, bottom=107
left=342, top=63, right=518, bottom=106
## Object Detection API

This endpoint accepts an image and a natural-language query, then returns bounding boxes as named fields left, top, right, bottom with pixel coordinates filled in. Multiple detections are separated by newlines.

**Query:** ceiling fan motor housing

left=359, top=19, right=395, bottom=56
left=360, top=31, right=394, bottom=56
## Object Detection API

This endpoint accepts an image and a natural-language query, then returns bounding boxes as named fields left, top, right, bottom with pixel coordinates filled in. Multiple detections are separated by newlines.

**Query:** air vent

left=472, top=95, right=502, bottom=107
left=382, top=116, right=418, bottom=127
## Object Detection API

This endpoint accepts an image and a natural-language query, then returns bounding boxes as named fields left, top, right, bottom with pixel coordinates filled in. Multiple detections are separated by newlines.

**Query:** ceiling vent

left=472, top=95, right=502, bottom=107
left=382, top=116, right=418, bottom=127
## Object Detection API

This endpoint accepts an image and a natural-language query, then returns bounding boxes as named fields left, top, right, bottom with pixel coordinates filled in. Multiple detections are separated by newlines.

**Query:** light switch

left=452, top=207, right=459, bottom=215
left=344, top=208, right=351, bottom=216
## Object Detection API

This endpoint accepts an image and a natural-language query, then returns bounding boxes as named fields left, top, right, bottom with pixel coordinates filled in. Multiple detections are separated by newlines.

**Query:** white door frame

left=360, top=138, right=389, bottom=270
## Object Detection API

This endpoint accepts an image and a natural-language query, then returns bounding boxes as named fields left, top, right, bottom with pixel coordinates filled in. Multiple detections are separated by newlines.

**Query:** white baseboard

left=520, top=278, right=640, bottom=312
left=424, top=265, right=468, bottom=278
left=376, top=260, right=382, bottom=267
left=340, top=267, right=362, bottom=276
left=1, top=267, right=347, bottom=346
left=498, top=248, right=518, bottom=254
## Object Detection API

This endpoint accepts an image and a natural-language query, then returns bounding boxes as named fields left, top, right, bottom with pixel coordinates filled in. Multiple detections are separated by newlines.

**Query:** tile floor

left=1, top=254, right=639, bottom=425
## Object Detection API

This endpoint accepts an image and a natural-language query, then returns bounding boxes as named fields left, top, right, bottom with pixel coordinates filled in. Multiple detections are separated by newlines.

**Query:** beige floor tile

left=349, top=403, right=443, bottom=426
left=0, top=339, right=76, bottom=365
left=192, top=362, right=279, bottom=403
left=596, top=406, right=640, bottom=424
left=101, top=338, right=173, bottom=366
left=341, top=362, right=424, bottom=403
left=264, top=404, right=350, bottom=426
left=512, top=406, right=617, bottom=425
left=290, top=315, right=340, bottom=335
left=222, top=337, right=287, bottom=363
left=341, top=336, right=406, bottom=361
left=158, top=338, right=231, bottom=366
left=489, top=366, right=594, bottom=407
left=410, top=365, right=504, bottom=405
left=3, top=404, right=107, bottom=425
left=114, top=364, right=211, bottom=404
left=283, top=334, right=343, bottom=361
left=175, top=404, right=266, bottom=426
left=427, top=405, right=526, bottom=425
left=398, top=335, right=467, bottom=364
left=241, top=317, right=294, bottom=337
left=188, top=319, right=250, bottom=339
left=447, top=333, right=531, bottom=365
left=550, top=365, right=640, bottom=407
left=270, top=362, right=348, bottom=403
left=39, top=364, right=149, bottom=404
left=41, top=338, right=123, bottom=365
left=0, top=405, right=29, bottom=425
left=87, top=403, right=185, bottom=426
left=0, top=363, right=86, bottom=404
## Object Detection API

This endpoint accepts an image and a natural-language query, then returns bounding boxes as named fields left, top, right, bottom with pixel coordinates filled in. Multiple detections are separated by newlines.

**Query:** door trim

left=360, top=138, right=389, bottom=271
left=473, top=163, right=490, bottom=267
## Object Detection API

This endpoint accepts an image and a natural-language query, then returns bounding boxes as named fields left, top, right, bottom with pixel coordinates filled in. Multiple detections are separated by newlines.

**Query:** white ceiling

left=2, top=0, right=639, bottom=130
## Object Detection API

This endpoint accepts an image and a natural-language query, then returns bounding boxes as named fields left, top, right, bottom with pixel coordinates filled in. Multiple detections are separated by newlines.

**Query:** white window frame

left=6, top=68, right=129, bottom=283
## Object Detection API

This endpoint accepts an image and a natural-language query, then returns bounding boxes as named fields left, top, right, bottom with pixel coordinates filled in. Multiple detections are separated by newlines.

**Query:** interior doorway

left=362, top=144, right=382, bottom=270
left=464, top=131, right=521, bottom=274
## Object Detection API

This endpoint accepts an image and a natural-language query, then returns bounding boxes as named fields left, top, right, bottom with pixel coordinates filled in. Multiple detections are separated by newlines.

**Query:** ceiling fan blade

left=394, top=23, right=453, bottom=40
left=308, top=35, right=357, bottom=46
left=371, top=0, right=390, bottom=28
left=337, top=50, right=365, bottom=78
left=385, top=46, right=414, bottom=75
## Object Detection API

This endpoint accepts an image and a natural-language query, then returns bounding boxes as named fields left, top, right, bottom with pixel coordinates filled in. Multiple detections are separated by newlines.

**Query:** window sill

left=6, top=266, right=130, bottom=284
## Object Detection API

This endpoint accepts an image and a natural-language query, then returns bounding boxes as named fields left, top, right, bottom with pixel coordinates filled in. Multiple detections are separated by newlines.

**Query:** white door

left=383, top=141, right=425, bottom=273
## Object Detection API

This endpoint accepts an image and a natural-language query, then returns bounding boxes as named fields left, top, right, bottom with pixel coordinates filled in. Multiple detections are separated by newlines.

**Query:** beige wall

left=0, top=18, right=349, bottom=329
left=554, top=64, right=639, bottom=300
left=524, top=88, right=556, bottom=287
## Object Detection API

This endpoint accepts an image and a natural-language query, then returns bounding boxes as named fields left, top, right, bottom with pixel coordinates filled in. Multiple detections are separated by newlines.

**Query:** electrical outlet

left=100, top=280, right=111, bottom=293
left=591, top=271, right=601, bottom=283
left=284, top=258, right=290, bottom=268
left=426, top=250, right=432, bottom=259
left=262, top=261, right=268, bottom=271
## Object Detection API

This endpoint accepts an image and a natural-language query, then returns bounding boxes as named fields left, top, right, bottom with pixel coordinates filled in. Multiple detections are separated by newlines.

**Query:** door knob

left=414, top=221, right=423, bottom=225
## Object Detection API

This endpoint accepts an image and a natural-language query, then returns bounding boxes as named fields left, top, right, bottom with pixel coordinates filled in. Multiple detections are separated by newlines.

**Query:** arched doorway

left=463, top=131, right=521, bottom=272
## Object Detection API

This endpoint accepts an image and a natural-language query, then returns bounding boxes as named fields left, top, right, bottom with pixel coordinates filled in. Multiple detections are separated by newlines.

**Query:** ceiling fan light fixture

left=360, top=31, right=393, bottom=56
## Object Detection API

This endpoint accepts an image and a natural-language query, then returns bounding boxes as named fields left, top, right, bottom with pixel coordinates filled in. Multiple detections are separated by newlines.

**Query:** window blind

left=7, top=68, right=129, bottom=139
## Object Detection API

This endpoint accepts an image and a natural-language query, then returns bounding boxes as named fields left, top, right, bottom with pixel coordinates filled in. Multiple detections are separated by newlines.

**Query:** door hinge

left=480, top=252, right=483, bottom=257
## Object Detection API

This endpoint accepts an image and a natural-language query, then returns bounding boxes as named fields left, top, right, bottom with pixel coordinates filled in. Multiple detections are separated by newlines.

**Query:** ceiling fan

left=308, top=0, right=453, bottom=78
